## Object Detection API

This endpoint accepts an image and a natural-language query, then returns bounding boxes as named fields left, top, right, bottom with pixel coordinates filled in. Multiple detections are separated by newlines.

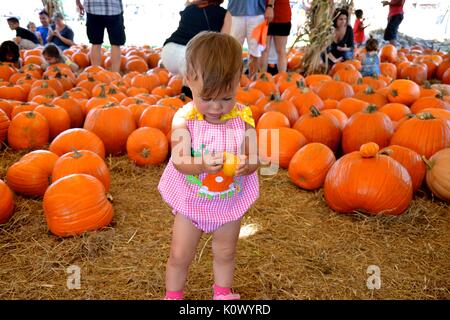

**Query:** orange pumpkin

left=84, top=104, right=136, bottom=155
left=381, top=145, right=426, bottom=192
left=342, top=105, right=394, bottom=154
left=50, top=128, right=106, bottom=159
left=288, top=143, right=336, bottom=190
left=7, top=111, right=49, bottom=150
left=52, top=150, right=110, bottom=192
left=126, top=127, right=169, bottom=166
left=0, top=179, right=14, bottom=224
left=139, top=105, right=176, bottom=136
left=324, top=143, right=413, bottom=215
left=387, top=79, right=421, bottom=106
left=43, top=174, right=114, bottom=237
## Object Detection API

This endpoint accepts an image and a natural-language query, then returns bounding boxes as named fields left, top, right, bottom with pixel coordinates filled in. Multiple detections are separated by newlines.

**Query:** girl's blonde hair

left=186, top=31, right=243, bottom=99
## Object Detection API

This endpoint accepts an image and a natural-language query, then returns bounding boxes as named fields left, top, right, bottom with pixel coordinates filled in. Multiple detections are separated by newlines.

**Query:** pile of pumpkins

left=0, top=43, right=449, bottom=237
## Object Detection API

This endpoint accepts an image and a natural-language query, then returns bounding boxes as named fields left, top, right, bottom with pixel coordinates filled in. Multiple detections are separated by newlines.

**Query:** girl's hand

left=202, top=153, right=224, bottom=175
left=235, top=155, right=258, bottom=177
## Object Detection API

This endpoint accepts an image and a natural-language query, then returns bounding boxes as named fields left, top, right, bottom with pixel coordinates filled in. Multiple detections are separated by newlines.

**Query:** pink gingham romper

left=158, top=102, right=259, bottom=233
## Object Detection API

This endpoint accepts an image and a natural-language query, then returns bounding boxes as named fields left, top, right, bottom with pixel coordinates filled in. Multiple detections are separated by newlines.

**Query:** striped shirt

left=84, top=0, right=123, bottom=16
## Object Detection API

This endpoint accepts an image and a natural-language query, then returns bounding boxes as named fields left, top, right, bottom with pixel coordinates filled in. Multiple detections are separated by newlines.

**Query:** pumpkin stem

left=364, top=86, right=375, bottom=94
left=417, top=112, right=435, bottom=120
left=356, top=78, right=363, bottom=85
left=296, top=79, right=306, bottom=88
left=141, top=148, right=150, bottom=159
left=391, top=89, right=398, bottom=97
left=72, top=149, right=83, bottom=159
left=62, top=92, right=70, bottom=99
left=25, top=111, right=36, bottom=119
left=310, top=106, right=321, bottom=117
left=421, top=155, right=434, bottom=170
left=364, top=104, right=378, bottom=113
left=422, top=80, right=431, bottom=89
left=379, top=148, right=393, bottom=156
left=180, top=93, right=187, bottom=102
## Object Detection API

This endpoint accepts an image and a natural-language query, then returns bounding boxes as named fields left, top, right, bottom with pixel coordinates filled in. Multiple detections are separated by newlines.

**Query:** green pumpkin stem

left=364, top=104, right=378, bottom=113
left=421, top=155, right=434, bottom=170
left=310, top=106, right=321, bottom=117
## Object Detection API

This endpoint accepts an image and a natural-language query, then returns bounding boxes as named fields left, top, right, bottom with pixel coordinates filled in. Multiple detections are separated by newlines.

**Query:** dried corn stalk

left=300, top=0, right=335, bottom=75
left=42, top=0, right=64, bottom=19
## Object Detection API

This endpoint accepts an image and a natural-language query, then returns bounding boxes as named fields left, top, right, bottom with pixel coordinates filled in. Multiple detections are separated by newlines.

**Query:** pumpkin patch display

left=324, top=143, right=413, bottom=215
left=7, top=111, right=49, bottom=151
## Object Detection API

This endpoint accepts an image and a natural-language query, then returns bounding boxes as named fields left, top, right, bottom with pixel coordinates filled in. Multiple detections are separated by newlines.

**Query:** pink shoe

left=213, top=292, right=241, bottom=300
left=164, top=297, right=183, bottom=300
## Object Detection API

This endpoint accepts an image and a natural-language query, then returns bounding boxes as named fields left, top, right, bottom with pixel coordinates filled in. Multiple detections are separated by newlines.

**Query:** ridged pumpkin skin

left=387, top=79, right=420, bottom=106
left=6, top=150, right=59, bottom=197
left=7, top=111, right=49, bottom=151
left=381, top=145, right=426, bottom=192
left=293, top=107, right=341, bottom=152
left=342, top=105, right=394, bottom=154
left=52, top=150, right=110, bottom=192
left=258, top=127, right=307, bottom=169
left=0, top=179, right=14, bottom=224
left=84, top=104, right=136, bottom=156
left=0, top=109, right=10, bottom=143
left=288, top=143, right=336, bottom=190
left=424, top=148, right=450, bottom=201
left=126, top=127, right=169, bottom=166
left=49, top=128, right=106, bottom=159
left=43, top=174, right=114, bottom=237
left=324, top=143, right=413, bottom=215
left=256, top=111, right=290, bottom=131
left=391, top=112, right=450, bottom=159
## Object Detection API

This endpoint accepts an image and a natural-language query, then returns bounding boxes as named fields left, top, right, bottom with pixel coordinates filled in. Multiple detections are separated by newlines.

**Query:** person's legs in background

left=274, top=35, right=288, bottom=72
left=245, top=15, right=265, bottom=79
left=106, top=13, right=126, bottom=73
left=86, top=13, right=105, bottom=67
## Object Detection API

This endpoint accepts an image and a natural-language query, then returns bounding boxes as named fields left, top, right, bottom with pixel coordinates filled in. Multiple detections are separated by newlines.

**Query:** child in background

left=158, top=31, right=259, bottom=300
left=360, top=37, right=380, bottom=77
left=0, top=40, right=22, bottom=68
left=353, top=9, right=369, bottom=48
left=41, top=43, right=79, bottom=72
left=27, top=21, right=44, bottom=46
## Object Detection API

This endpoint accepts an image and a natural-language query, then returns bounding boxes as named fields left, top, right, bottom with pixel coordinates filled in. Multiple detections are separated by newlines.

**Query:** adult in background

left=162, top=0, right=231, bottom=76
left=382, top=0, right=406, bottom=46
left=6, top=17, right=39, bottom=50
left=76, top=0, right=126, bottom=73
left=261, top=0, right=292, bottom=73
left=326, top=8, right=354, bottom=68
left=37, top=10, right=51, bottom=46
left=227, top=0, right=274, bottom=78
left=47, top=13, right=75, bottom=51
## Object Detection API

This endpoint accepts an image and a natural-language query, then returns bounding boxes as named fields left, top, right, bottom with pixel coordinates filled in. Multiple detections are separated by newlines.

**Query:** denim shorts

left=384, top=14, right=403, bottom=41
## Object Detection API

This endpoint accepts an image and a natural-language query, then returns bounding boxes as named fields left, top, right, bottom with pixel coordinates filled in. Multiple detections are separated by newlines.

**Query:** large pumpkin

left=264, top=96, right=299, bottom=126
left=258, top=127, right=307, bottom=169
left=342, top=105, right=394, bottom=154
left=7, top=111, right=49, bottom=151
left=6, top=150, right=59, bottom=197
left=288, top=143, right=336, bottom=190
left=316, top=80, right=354, bottom=101
left=391, top=112, right=450, bottom=158
left=34, top=103, right=71, bottom=140
left=381, top=145, right=426, bottom=192
left=126, top=127, right=169, bottom=166
left=84, top=104, right=136, bottom=155
left=0, top=179, right=14, bottom=224
left=49, top=128, right=106, bottom=159
left=293, top=106, right=341, bottom=152
left=0, top=109, right=10, bottom=144
left=52, top=150, right=110, bottom=192
left=43, top=174, right=114, bottom=237
left=288, top=87, right=324, bottom=116
left=324, top=143, right=413, bottom=215
left=139, top=105, right=176, bottom=136
left=423, top=148, right=450, bottom=201
left=387, top=79, right=421, bottom=106
left=256, top=111, right=290, bottom=131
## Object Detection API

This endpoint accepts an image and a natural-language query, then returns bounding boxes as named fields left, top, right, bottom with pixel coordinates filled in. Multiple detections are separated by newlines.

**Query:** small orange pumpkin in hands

left=222, top=152, right=240, bottom=177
